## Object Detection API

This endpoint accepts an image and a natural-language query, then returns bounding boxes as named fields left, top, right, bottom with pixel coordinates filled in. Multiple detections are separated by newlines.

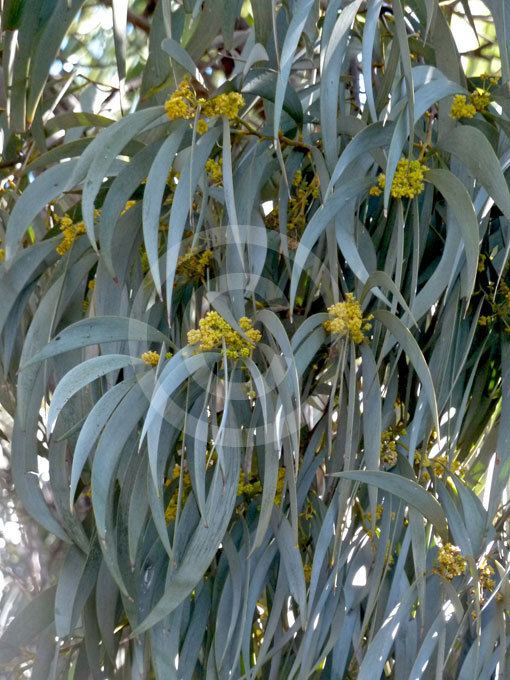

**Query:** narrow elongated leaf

left=5, top=161, right=78, bottom=258
left=23, top=317, right=168, bottom=368
left=0, top=587, right=57, bottom=665
left=439, top=125, right=510, bottom=221
left=69, top=378, right=135, bottom=506
left=161, top=38, right=205, bottom=85
left=334, top=470, right=448, bottom=540
left=273, top=0, right=314, bottom=137
left=143, top=124, right=186, bottom=293
left=48, top=355, right=143, bottom=431
left=76, top=107, right=164, bottom=248
left=425, top=168, right=479, bottom=300
left=134, top=429, right=240, bottom=633
left=373, top=309, right=439, bottom=432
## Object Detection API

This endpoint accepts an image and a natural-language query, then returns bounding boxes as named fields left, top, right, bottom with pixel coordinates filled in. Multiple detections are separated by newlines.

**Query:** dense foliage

left=1, top=0, right=510, bottom=677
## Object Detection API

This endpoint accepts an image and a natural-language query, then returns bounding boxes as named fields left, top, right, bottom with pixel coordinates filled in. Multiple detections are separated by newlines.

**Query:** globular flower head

left=428, top=454, right=461, bottom=478
left=389, top=159, right=428, bottom=199
left=176, top=248, right=213, bottom=282
left=187, top=311, right=261, bottom=360
left=436, top=543, right=467, bottom=580
left=202, top=92, right=245, bottom=120
left=164, top=79, right=244, bottom=126
left=369, top=159, right=427, bottom=200
left=363, top=504, right=384, bottom=533
left=196, top=118, right=209, bottom=135
left=141, top=351, right=160, bottom=366
left=380, top=429, right=399, bottom=468
left=323, top=293, right=372, bottom=344
left=205, top=157, right=223, bottom=185
left=265, top=170, right=320, bottom=239
left=55, top=215, right=87, bottom=255
left=479, top=560, right=496, bottom=593
left=164, top=77, right=196, bottom=120
left=470, top=88, right=491, bottom=112
left=369, top=172, right=386, bottom=197
left=450, top=94, right=477, bottom=120
left=237, top=470, right=263, bottom=498
left=164, top=97, right=192, bottom=120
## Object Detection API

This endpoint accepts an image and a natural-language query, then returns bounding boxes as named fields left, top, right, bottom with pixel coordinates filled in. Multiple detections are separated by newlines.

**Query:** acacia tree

left=1, top=0, right=510, bottom=677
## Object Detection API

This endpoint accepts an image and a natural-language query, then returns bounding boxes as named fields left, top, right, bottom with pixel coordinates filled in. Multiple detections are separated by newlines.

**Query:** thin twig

left=100, top=0, right=151, bottom=33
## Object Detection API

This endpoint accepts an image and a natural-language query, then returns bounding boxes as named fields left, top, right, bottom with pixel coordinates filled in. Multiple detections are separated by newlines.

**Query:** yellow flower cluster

left=265, top=170, right=320, bottom=243
left=164, top=78, right=196, bottom=120
left=414, top=452, right=460, bottom=484
left=165, top=461, right=283, bottom=522
left=380, top=429, right=400, bottom=468
left=237, top=468, right=285, bottom=506
left=301, top=500, right=315, bottom=521
left=202, top=92, right=245, bottom=120
left=187, top=311, right=262, bottom=360
left=364, top=504, right=384, bottom=525
left=303, top=563, right=312, bottom=584
left=361, top=504, right=385, bottom=540
left=470, top=89, right=491, bottom=112
left=416, top=452, right=460, bottom=477
left=55, top=215, right=87, bottom=256
left=164, top=463, right=191, bottom=523
left=54, top=209, right=101, bottom=256
left=368, top=173, right=386, bottom=197
left=450, top=88, right=492, bottom=119
left=450, top=94, right=477, bottom=120
left=479, top=561, right=496, bottom=593
left=237, top=470, right=262, bottom=497
left=478, top=277, right=510, bottom=333
left=196, top=119, right=208, bottom=135
left=205, top=158, right=223, bottom=185
left=482, top=72, right=500, bottom=86
left=429, top=454, right=460, bottom=477
left=176, top=248, right=213, bottom=282
left=323, top=293, right=372, bottom=344
left=165, top=501, right=179, bottom=523
left=82, top=279, right=96, bottom=313
left=371, top=159, right=428, bottom=200
left=141, top=351, right=160, bottom=366
left=274, top=468, right=286, bottom=506
left=0, top=249, right=5, bottom=262
left=436, top=543, right=466, bottom=580
left=164, top=77, right=245, bottom=128
left=379, top=422, right=406, bottom=468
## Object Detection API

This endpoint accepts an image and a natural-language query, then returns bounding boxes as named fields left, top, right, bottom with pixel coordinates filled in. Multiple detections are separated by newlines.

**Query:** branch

left=100, top=0, right=151, bottom=34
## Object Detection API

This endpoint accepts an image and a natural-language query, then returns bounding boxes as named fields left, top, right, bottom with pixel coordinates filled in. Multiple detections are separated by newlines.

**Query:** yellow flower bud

left=141, top=351, right=160, bottom=366
left=450, top=94, right=476, bottom=120
left=323, top=293, right=370, bottom=344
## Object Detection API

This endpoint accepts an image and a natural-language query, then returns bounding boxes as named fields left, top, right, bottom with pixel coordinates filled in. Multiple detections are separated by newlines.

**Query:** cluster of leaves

left=1, top=0, right=510, bottom=678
